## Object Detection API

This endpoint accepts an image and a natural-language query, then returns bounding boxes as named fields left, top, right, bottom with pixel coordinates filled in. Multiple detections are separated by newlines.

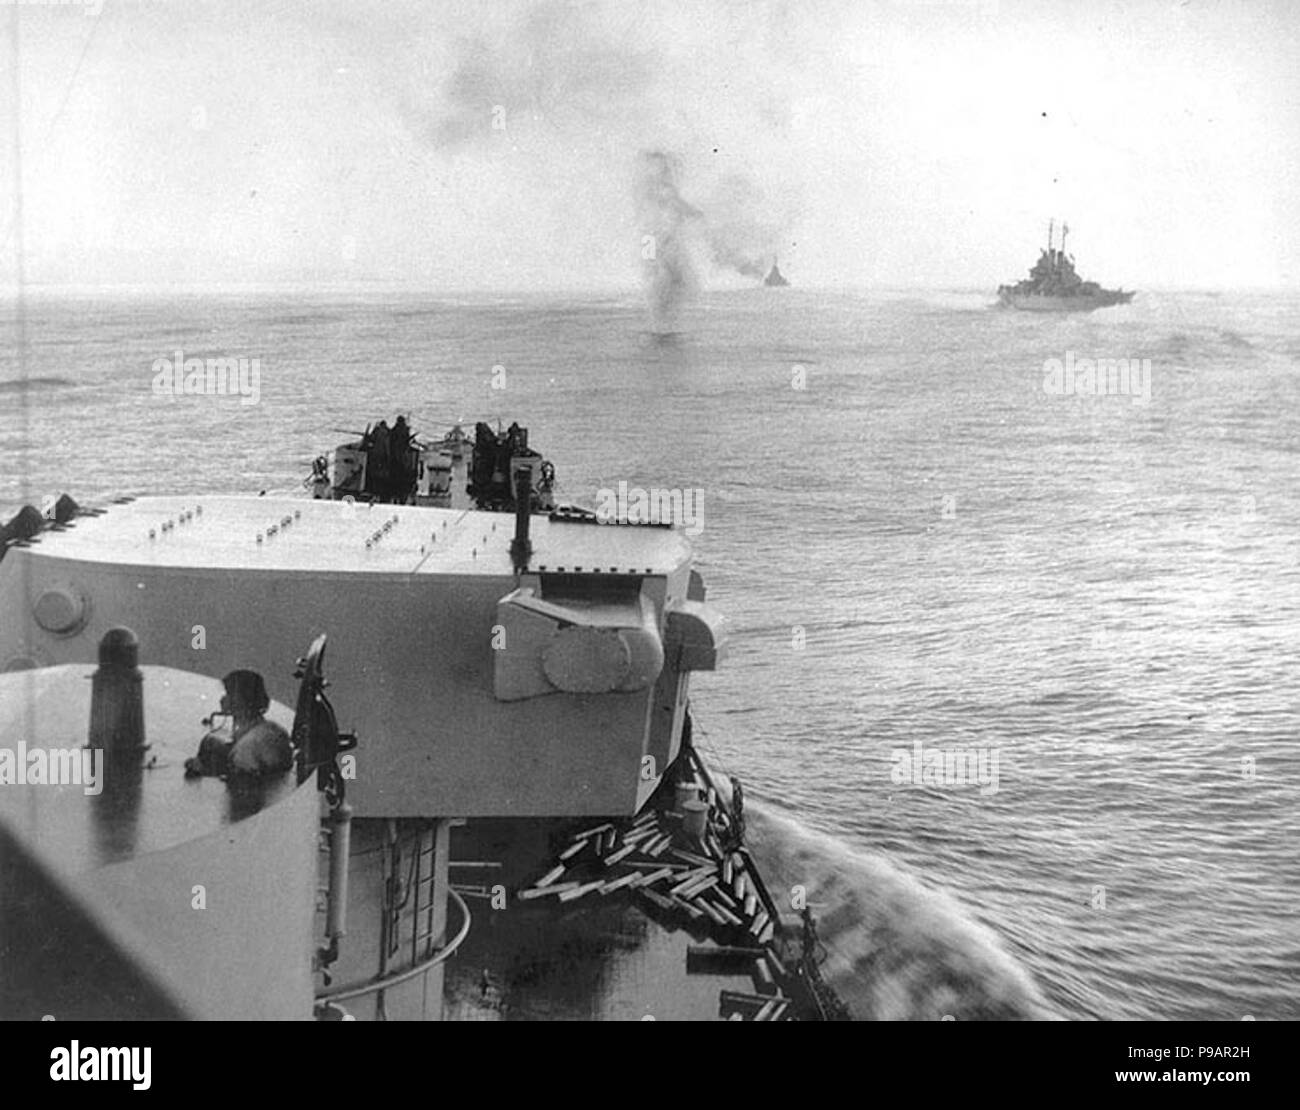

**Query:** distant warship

left=764, top=259, right=789, bottom=287
left=998, top=221, right=1133, bottom=311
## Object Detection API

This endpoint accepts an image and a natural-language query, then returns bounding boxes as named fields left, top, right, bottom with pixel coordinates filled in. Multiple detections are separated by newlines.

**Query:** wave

left=1218, top=329, right=1253, bottom=349
left=1156, top=328, right=1263, bottom=364
left=0, top=376, right=76, bottom=392
left=743, top=800, right=1059, bottom=1020
left=263, top=314, right=345, bottom=327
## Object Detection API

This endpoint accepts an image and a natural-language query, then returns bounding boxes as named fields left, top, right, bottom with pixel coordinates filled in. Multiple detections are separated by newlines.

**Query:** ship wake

left=742, top=800, right=1058, bottom=1021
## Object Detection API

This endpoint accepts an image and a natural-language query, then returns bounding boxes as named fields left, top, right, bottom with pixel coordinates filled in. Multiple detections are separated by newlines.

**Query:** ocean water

left=4, top=286, right=1299, bottom=1020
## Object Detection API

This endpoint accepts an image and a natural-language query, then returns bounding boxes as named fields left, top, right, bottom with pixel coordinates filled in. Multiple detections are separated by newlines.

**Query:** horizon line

left=2, top=281, right=1297, bottom=299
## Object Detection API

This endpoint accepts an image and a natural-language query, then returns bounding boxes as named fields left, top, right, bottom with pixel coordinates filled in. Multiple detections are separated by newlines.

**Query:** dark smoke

left=636, top=154, right=797, bottom=328
left=635, top=151, right=702, bottom=333
left=379, top=3, right=799, bottom=320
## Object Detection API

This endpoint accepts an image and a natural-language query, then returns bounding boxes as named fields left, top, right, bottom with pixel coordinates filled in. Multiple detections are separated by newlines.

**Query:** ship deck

left=15, top=495, right=690, bottom=579
left=432, top=766, right=809, bottom=1022
left=320, top=774, right=814, bottom=1023
left=444, top=888, right=759, bottom=1021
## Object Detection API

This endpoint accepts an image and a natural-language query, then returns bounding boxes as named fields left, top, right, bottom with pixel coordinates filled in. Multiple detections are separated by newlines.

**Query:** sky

left=2, top=0, right=1298, bottom=291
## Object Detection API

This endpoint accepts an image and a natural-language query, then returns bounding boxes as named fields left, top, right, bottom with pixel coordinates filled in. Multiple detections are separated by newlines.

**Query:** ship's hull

left=1, top=448, right=838, bottom=1022
left=997, top=288, right=1135, bottom=312
left=0, top=493, right=807, bottom=1021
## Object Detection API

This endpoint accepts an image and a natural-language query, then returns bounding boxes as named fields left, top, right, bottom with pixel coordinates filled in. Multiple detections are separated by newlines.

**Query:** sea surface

left=4, top=286, right=1299, bottom=1020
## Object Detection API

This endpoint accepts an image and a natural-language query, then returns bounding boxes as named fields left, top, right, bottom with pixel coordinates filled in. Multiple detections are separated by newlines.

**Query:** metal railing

left=314, top=886, right=471, bottom=1005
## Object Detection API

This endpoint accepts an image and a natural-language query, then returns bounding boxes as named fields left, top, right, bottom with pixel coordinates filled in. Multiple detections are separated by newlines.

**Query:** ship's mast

left=1047, top=218, right=1054, bottom=253
left=1061, top=221, right=1069, bottom=256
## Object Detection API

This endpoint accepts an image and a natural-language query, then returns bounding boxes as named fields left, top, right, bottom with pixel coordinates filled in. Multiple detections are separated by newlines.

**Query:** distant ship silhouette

left=997, top=220, right=1133, bottom=311
left=764, top=258, right=789, bottom=287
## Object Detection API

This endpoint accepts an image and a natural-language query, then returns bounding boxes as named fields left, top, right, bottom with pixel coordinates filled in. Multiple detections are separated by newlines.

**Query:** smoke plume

left=635, top=151, right=702, bottom=332
left=379, top=4, right=801, bottom=312
left=635, top=156, right=797, bottom=326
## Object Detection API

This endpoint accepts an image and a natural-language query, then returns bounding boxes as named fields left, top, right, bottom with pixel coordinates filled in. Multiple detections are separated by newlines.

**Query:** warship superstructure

left=997, top=220, right=1134, bottom=311
left=764, top=259, right=789, bottom=287
left=0, top=424, right=849, bottom=1021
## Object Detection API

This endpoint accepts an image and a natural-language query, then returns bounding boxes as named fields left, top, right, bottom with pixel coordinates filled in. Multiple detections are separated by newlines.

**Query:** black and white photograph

left=0, top=0, right=1295, bottom=1079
